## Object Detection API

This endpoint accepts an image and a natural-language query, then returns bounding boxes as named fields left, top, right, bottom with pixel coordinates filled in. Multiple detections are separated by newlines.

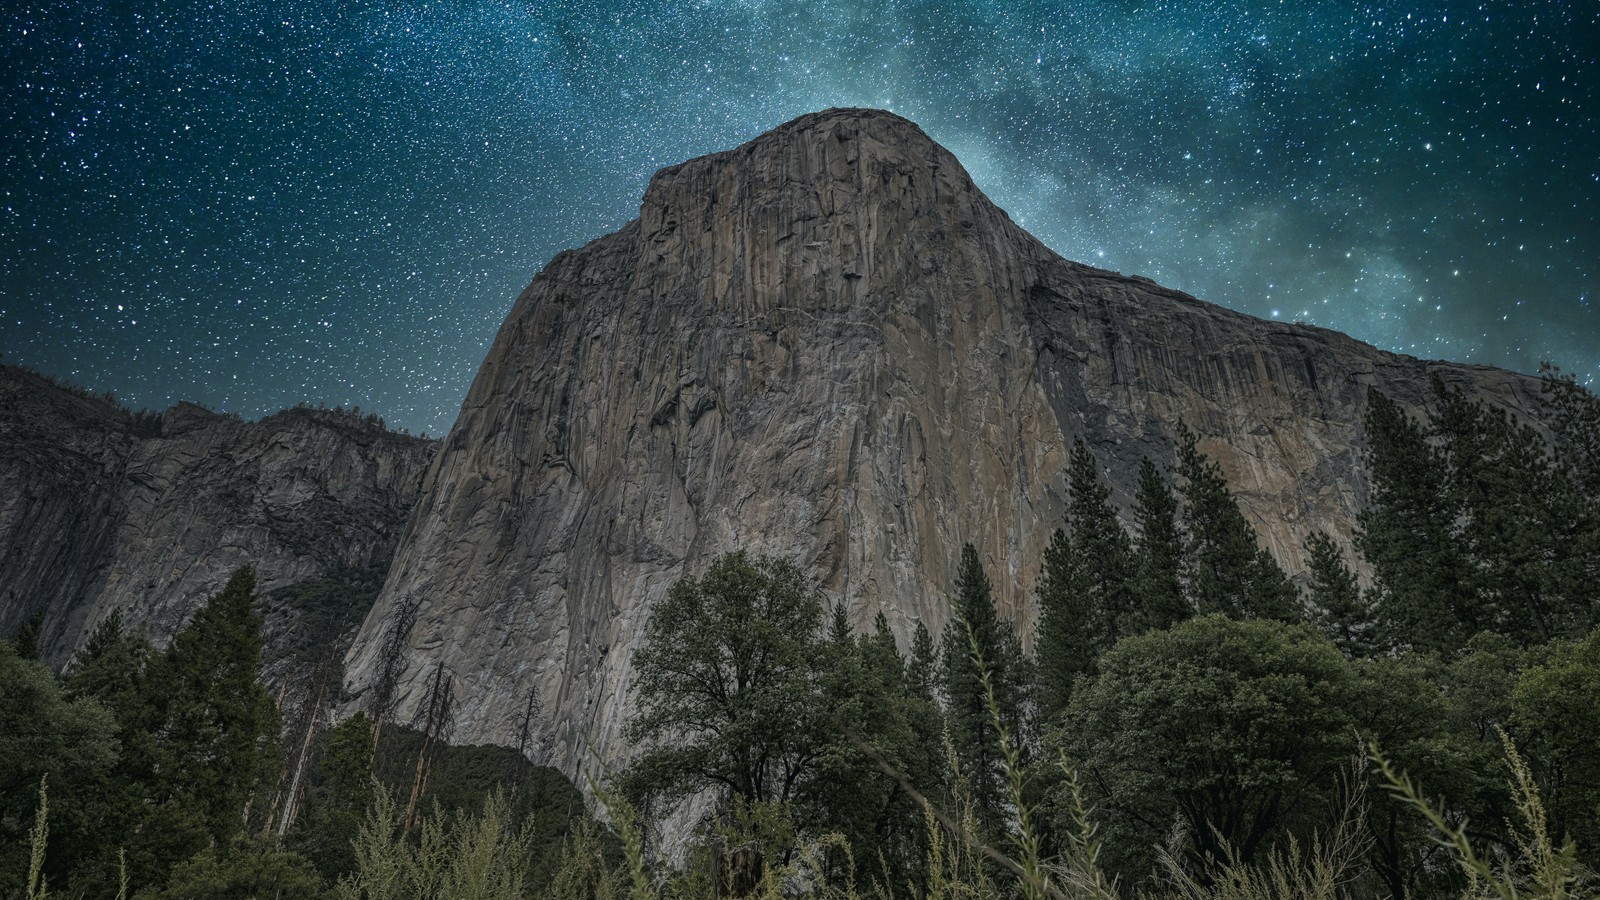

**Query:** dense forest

left=4, top=374, right=1598, bottom=899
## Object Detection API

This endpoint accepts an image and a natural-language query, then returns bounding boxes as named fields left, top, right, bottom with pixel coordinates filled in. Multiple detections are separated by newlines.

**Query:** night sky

left=2, top=1, right=1595, bottom=436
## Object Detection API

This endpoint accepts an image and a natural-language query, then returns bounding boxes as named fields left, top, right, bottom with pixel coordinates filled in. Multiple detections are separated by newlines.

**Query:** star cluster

left=2, top=0, right=1595, bottom=434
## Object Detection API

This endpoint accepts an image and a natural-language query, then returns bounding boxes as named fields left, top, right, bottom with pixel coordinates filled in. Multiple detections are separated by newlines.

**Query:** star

left=1, top=0, right=1596, bottom=433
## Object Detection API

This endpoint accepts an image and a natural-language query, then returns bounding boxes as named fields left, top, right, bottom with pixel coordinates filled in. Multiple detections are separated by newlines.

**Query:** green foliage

left=0, top=641, right=119, bottom=897
left=1543, top=365, right=1600, bottom=497
left=1131, top=457, right=1189, bottom=634
left=1361, top=381, right=1599, bottom=651
left=939, top=543, right=1028, bottom=841
left=1431, top=380, right=1593, bottom=643
left=1058, top=616, right=1360, bottom=881
left=1372, top=728, right=1595, bottom=899
left=1036, top=440, right=1139, bottom=720
left=907, top=620, right=938, bottom=702
left=542, top=817, right=627, bottom=900
left=1175, top=427, right=1299, bottom=622
left=625, top=551, right=827, bottom=809
left=1346, top=652, right=1485, bottom=899
left=1513, top=627, right=1600, bottom=872
left=67, top=610, right=154, bottom=718
left=135, top=835, right=328, bottom=900
left=1302, top=532, right=1378, bottom=658
left=337, top=785, right=536, bottom=900
left=290, top=712, right=378, bottom=880
left=12, top=609, right=45, bottom=661
left=958, top=608, right=1050, bottom=900
left=141, top=568, right=279, bottom=834
left=804, top=607, right=935, bottom=887
left=1358, top=388, right=1469, bottom=651
left=1154, top=770, right=1372, bottom=900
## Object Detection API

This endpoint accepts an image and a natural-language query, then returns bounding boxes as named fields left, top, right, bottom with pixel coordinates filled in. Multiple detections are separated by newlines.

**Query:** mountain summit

left=344, top=108, right=1546, bottom=774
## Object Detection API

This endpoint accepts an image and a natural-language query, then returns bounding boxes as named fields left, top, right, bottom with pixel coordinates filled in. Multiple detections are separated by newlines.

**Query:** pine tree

left=66, top=610, right=153, bottom=717
left=1431, top=380, right=1591, bottom=642
left=1035, top=526, right=1092, bottom=722
left=866, top=611, right=904, bottom=689
left=1543, top=364, right=1600, bottom=497
left=829, top=600, right=854, bottom=647
left=906, top=621, right=937, bottom=702
left=1358, top=388, right=1470, bottom=651
left=939, top=543, right=1018, bottom=838
left=143, top=567, right=278, bottom=837
left=1358, top=382, right=1598, bottom=650
left=1036, top=441, right=1140, bottom=721
left=1132, top=458, right=1189, bottom=632
left=1303, top=532, right=1377, bottom=657
left=1066, top=440, right=1139, bottom=644
left=806, top=604, right=926, bottom=886
left=1175, top=426, right=1298, bottom=622
left=11, top=610, right=44, bottom=661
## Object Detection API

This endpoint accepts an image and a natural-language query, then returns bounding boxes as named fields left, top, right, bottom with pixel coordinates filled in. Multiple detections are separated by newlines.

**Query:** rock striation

left=0, top=365, right=436, bottom=664
left=347, top=108, right=1549, bottom=776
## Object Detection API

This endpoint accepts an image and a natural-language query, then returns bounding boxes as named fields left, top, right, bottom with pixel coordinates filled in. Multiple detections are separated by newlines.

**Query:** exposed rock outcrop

left=0, top=365, right=436, bottom=664
left=347, top=108, right=1547, bottom=776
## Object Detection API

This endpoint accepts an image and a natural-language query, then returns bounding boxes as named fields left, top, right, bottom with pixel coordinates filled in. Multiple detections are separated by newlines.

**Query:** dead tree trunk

left=368, top=594, right=421, bottom=760
left=403, top=662, right=454, bottom=833
left=510, top=686, right=542, bottom=804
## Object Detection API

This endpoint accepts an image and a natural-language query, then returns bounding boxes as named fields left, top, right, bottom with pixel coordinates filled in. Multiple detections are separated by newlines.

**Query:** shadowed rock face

left=345, top=108, right=1549, bottom=775
left=0, top=365, right=437, bottom=664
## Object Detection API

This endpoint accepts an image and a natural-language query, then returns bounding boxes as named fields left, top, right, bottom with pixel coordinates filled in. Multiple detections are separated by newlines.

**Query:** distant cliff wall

left=0, top=365, right=436, bottom=664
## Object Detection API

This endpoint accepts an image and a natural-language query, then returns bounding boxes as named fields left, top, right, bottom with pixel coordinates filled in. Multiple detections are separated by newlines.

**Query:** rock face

left=0, top=365, right=437, bottom=664
left=346, top=108, right=1550, bottom=776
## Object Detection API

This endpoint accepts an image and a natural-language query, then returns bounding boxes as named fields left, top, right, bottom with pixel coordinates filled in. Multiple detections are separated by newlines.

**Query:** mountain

left=342, top=108, right=1549, bottom=777
left=0, top=364, right=436, bottom=664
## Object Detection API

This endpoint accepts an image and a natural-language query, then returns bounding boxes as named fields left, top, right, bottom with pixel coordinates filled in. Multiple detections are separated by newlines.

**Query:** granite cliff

left=344, top=108, right=1549, bottom=777
left=0, top=365, right=436, bottom=666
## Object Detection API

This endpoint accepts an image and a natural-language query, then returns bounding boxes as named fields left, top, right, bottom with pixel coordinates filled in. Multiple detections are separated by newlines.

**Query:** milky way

left=2, top=0, right=1595, bottom=434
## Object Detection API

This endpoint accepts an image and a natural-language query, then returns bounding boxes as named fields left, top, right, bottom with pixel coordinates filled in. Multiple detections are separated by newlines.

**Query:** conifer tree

left=1036, top=441, right=1138, bottom=720
left=1358, top=388, right=1469, bottom=651
left=1360, top=382, right=1597, bottom=649
left=939, top=543, right=1020, bottom=838
left=906, top=620, right=938, bottom=702
left=1303, top=532, right=1377, bottom=657
left=11, top=610, right=44, bottom=661
left=828, top=600, right=853, bottom=647
left=1035, top=526, right=1091, bottom=722
left=808, top=604, right=929, bottom=885
left=1432, top=381, right=1590, bottom=641
left=1065, top=440, right=1139, bottom=645
left=66, top=609, right=153, bottom=717
left=142, top=567, right=278, bottom=837
left=870, top=611, right=898, bottom=666
left=1175, top=426, right=1299, bottom=622
left=1132, top=457, right=1189, bottom=632
left=1543, top=364, right=1600, bottom=497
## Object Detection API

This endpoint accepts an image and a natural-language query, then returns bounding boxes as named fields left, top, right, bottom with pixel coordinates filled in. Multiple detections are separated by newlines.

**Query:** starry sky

left=2, top=0, right=1595, bottom=435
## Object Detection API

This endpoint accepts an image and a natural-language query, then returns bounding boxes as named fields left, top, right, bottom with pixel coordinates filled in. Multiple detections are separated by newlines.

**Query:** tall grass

left=338, top=783, right=534, bottom=900
left=1153, top=764, right=1371, bottom=900
left=26, top=775, right=49, bottom=900
left=329, top=656, right=1595, bottom=900
left=1371, top=727, right=1593, bottom=900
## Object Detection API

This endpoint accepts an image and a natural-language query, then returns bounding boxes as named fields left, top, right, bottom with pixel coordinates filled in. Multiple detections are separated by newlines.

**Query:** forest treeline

left=3, top=374, right=1598, bottom=899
